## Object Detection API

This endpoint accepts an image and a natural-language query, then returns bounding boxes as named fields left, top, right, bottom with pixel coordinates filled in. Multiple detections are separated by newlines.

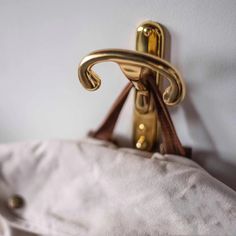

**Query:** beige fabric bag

left=0, top=80, right=236, bottom=235
left=1, top=138, right=236, bottom=236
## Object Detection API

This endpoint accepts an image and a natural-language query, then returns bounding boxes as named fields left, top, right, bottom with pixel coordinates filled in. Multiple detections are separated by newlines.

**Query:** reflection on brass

left=133, top=21, right=165, bottom=151
left=78, top=49, right=185, bottom=105
left=138, top=123, right=146, bottom=131
left=7, top=195, right=24, bottom=209
left=136, top=135, right=147, bottom=150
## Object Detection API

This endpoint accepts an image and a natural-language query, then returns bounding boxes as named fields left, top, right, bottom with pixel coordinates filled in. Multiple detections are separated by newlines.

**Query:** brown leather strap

left=90, top=80, right=186, bottom=157
left=145, top=78, right=186, bottom=156
left=90, top=83, right=133, bottom=141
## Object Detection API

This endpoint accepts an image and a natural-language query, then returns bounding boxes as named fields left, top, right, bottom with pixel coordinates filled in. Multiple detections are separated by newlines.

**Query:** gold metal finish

left=78, top=21, right=186, bottom=151
left=133, top=21, right=165, bottom=150
left=7, top=195, right=24, bottom=209
left=78, top=49, right=185, bottom=106
left=136, top=135, right=147, bottom=149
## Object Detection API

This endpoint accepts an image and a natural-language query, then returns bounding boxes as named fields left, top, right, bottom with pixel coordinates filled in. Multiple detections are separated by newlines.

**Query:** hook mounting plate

left=133, top=21, right=165, bottom=151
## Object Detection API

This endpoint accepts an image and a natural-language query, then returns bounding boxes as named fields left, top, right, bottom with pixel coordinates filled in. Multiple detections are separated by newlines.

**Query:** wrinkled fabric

left=0, top=137, right=235, bottom=236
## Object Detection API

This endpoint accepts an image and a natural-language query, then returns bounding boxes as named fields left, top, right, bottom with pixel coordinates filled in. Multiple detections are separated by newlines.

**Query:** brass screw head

left=138, top=123, right=146, bottom=131
left=136, top=135, right=148, bottom=150
left=7, top=195, right=24, bottom=209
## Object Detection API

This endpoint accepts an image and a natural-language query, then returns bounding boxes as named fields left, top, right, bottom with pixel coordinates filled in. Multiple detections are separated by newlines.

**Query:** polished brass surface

left=133, top=21, right=165, bottom=151
left=78, top=49, right=185, bottom=106
left=78, top=21, right=186, bottom=151
left=7, top=195, right=24, bottom=209
left=136, top=135, right=147, bottom=149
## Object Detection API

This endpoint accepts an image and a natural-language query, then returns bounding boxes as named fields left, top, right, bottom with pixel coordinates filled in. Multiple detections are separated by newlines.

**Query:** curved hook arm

left=78, top=49, right=185, bottom=106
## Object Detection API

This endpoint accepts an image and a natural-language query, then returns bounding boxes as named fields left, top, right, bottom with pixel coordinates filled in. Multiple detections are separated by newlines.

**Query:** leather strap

left=90, top=79, right=187, bottom=157
left=145, top=78, right=186, bottom=156
left=90, top=83, right=133, bottom=141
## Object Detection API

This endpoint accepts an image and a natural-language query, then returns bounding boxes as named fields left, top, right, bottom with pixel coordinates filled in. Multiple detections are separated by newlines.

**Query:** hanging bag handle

left=89, top=82, right=133, bottom=141
left=78, top=49, right=188, bottom=156
left=90, top=79, right=187, bottom=157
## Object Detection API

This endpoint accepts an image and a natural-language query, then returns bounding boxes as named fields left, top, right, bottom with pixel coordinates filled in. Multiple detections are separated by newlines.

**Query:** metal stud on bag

left=78, top=21, right=186, bottom=151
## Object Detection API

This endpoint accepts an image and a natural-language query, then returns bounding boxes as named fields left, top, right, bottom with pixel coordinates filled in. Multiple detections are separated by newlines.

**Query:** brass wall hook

left=78, top=49, right=184, bottom=105
left=78, top=21, right=186, bottom=151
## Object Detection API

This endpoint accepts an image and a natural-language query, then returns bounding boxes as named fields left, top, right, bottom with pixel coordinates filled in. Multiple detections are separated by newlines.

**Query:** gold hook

left=78, top=49, right=185, bottom=106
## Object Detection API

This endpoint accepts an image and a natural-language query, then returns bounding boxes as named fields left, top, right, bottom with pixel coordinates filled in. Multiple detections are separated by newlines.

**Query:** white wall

left=0, top=0, right=236, bottom=189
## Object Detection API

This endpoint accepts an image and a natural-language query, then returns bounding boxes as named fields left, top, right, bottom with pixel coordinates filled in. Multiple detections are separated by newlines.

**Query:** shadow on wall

left=164, top=24, right=234, bottom=191
left=182, top=95, right=236, bottom=191
left=194, top=149, right=236, bottom=192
